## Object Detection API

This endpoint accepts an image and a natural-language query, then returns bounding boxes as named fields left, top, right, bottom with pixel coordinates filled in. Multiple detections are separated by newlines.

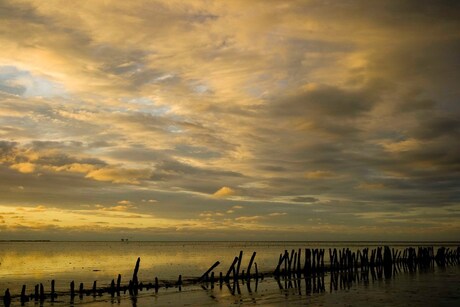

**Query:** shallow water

left=0, top=241, right=459, bottom=305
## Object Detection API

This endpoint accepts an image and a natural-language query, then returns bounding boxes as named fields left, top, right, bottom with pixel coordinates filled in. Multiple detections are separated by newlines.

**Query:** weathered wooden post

left=79, top=282, right=84, bottom=298
left=177, top=275, right=182, bottom=291
left=117, top=274, right=121, bottom=294
left=132, top=257, right=140, bottom=294
left=110, top=279, right=115, bottom=296
left=236, top=251, right=243, bottom=279
left=20, top=285, right=28, bottom=303
left=51, top=280, right=56, bottom=301
left=154, top=277, right=159, bottom=293
left=3, top=289, right=11, bottom=307
left=225, top=257, right=239, bottom=281
left=92, top=280, right=97, bottom=296
left=70, top=281, right=75, bottom=299
left=274, top=253, right=283, bottom=276
left=198, top=261, right=220, bottom=282
left=247, top=252, right=256, bottom=279
left=305, top=248, right=311, bottom=275
left=34, top=284, right=39, bottom=301
left=39, top=283, right=45, bottom=301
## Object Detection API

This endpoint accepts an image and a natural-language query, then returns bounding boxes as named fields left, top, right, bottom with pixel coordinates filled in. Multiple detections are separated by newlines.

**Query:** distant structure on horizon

left=121, top=238, right=129, bottom=242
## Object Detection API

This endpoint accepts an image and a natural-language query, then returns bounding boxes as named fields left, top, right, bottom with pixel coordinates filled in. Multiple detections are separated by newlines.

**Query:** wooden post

left=133, top=257, right=141, bottom=288
left=51, top=280, right=56, bottom=301
left=198, top=261, right=220, bottom=282
left=39, top=283, right=45, bottom=300
left=79, top=282, right=84, bottom=298
left=274, top=253, right=284, bottom=276
left=92, top=280, right=97, bottom=296
left=247, top=252, right=257, bottom=279
left=154, top=277, right=159, bottom=293
left=225, top=257, right=239, bottom=281
left=117, top=274, right=121, bottom=294
left=110, top=279, right=115, bottom=296
left=34, top=284, right=39, bottom=301
left=70, top=281, right=75, bottom=298
left=3, top=289, right=11, bottom=307
left=236, top=251, right=243, bottom=279
left=20, top=285, right=28, bottom=303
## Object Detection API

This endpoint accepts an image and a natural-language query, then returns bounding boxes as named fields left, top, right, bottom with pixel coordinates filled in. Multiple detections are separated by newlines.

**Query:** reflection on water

left=0, top=241, right=459, bottom=300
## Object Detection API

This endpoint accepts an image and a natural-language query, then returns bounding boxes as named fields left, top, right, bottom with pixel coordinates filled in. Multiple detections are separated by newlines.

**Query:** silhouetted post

left=92, top=280, right=97, bottom=296
left=305, top=249, right=311, bottom=275
left=51, top=280, right=56, bottom=301
left=39, top=283, right=45, bottom=301
left=247, top=252, right=257, bottom=279
left=288, top=249, right=295, bottom=274
left=132, top=257, right=140, bottom=293
left=283, top=250, right=288, bottom=275
left=70, top=281, right=75, bottom=299
left=274, top=253, right=284, bottom=276
left=312, top=249, right=317, bottom=272
left=225, top=257, right=239, bottom=281
left=255, top=262, right=259, bottom=280
left=110, top=279, right=115, bottom=296
left=154, top=277, right=159, bottom=293
left=34, top=284, right=39, bottom=301
left=3, top=289, right=11, bottom=307
left=210, top=272, right=215, bottom=289
left=20, top=285, right=28, bottom=303
left=236, top=251, right=243, bottom=279
left=79, top=282, right=84, bottom=298
left=384, top=246, right=392, bottom=279
left=199, top=261, right=220, bottom=282
left=117, top=274, right=121, bottom=294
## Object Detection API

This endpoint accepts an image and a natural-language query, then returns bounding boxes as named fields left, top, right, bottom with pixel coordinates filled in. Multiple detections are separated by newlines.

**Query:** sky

left=0, top=0, right=459, bottom=241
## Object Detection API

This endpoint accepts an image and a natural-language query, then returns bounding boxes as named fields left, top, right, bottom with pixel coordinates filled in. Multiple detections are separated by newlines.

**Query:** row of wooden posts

left=2, top=246, right=459, bottom=306
left=273, top=246, right=460, bottom=276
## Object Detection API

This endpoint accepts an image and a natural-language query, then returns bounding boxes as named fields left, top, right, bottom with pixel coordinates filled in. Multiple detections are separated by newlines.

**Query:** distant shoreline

left=0, top=240, right=51, bottom=242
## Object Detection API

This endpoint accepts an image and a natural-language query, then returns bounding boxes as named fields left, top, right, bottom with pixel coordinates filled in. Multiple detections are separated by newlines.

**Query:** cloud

left=10, top=162, right=36, bottom=173
left=85, top=167, right=152, bottom=184
left=0, top=0, right=459, bottom=240
left=213, top=186, right=236, bottom=198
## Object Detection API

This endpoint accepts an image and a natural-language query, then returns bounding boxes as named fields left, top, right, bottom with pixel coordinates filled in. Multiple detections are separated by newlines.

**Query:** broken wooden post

left=198, top=261, right=220, bottom=282
left=110, top=279, right=115, bottom=296
left=3, top=289, right=11, bottom=307
left=51, top=280, right=56, bottom=301
left=225, top=257, right=239, bottom=281
left=236, top=251, right=243, bottom=279
left=39, top=283, right=45, bottom=301
left=117, top=274, right=121, bottom=294
left=34, top=284, right=39, bottom=301
left=246, top=252, right=257, bottom=279
left=92, top=280, right=97, bottom=296
left=132, top=257, right=141, bottom=292
left=79, top=282, right=84, bottom=298
left=274, top=253, right=284, bottom=276
left=20, top=285, right=28, bottom=303
left=70, top=281, right=75, bottom=298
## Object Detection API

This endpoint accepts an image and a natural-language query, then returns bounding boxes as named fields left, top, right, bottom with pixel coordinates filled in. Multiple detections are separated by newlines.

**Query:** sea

left=0, top=241, right=459, bottom=306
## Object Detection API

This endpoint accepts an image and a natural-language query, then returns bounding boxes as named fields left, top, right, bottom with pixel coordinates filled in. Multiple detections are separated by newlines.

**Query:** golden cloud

left=213, top=186, right=236, bottom=198
left=10, top=162, right=36, bottom=173
left=85, top=167, right=152, bottom=184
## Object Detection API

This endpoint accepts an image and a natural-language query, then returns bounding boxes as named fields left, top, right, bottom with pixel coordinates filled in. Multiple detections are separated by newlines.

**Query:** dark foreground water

left=1, top=241, right=459, bottom=306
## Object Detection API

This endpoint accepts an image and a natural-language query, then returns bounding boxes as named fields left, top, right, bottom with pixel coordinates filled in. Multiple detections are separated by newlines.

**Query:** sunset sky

left=1, top=0, right=459, bottom=241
